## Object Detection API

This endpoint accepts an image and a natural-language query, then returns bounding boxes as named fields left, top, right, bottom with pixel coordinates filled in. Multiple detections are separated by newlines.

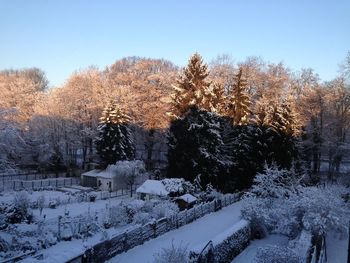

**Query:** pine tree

left=167, top=106, right=228, bottom=189
left=205, top=81, right=226, bottom=115
left=223, top=124, right=268, bottom=191
left=169, top=53, right=212, bottom=118
left=265, top=99, right=299, bottom=169
left=227, top=67, right=251, bottom=125
left=95, top=102, right=134, bottom=168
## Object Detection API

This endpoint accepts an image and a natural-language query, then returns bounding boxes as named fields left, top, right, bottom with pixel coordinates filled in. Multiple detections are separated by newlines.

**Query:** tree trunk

left=145, top=129, right=155, bottom=171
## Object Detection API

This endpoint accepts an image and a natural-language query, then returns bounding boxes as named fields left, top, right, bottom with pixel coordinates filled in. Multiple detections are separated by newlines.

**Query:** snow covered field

left=108, top=201, right=242, bottom=263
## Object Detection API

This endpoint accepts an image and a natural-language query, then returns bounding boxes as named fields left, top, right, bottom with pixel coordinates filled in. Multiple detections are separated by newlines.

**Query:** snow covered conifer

left=227, top=67, right=251, bottom=125
left=167, top=106, right=228, bottom=189
left=265, top=99, right=299, bottom=169
left=95, top=101, right=134, bottom=168
left=169, top=53, right=212, bottom=118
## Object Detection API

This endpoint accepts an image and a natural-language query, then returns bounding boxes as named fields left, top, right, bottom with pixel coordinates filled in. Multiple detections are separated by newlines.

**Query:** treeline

left=0, top=52, right=349, bottom=189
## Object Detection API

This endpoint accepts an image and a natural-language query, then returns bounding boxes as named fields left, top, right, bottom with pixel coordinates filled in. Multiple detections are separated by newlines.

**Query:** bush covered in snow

left=154, top=242, right=189, bottom=263
left=254, top=245, right=301, bottom=263
left=161, top=178, right=195, bottom=196
left=242, top=165, right=350, bottom=238
left=1, top=191, right=33, bottom=224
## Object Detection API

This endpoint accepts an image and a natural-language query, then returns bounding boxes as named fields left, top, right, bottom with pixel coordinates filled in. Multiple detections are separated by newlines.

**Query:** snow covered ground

left=231, top=234, right=289, bottom=263
left=108, top=201, right=242, bottom=263
left=326, top=232, right=349, bottom=263
left=32, top=194, right=128, bottom=221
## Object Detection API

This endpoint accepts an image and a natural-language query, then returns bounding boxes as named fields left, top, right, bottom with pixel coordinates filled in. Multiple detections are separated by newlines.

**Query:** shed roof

left=176, top=193, right=197, bottom=203
left=81, top=165, right=117, bottom=179
left=136, top=180, right=169, bottom=196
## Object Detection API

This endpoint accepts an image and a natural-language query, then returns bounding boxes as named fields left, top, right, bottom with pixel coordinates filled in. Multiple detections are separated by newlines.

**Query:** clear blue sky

left=1, top=0, right=349, bottom=87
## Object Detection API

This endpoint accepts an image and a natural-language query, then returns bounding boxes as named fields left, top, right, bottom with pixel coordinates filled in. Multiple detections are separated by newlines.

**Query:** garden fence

left=0, top=177, right=80, bottom=192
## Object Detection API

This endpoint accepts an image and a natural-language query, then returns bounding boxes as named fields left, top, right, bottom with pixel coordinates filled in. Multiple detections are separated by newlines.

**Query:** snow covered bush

left=114, top=160, right=145, bottom=196
left=254, top=245, right=301, bottom=263
left=0, top=211, right=7, bottom=230
left=161, top=178, right=195, bottom=196
left=242, top=165, right=350, bottom=238
left=0, top=236, right=9, bottom=254
left=37, top=231, right=57, bottom=249
left=152, top=200, right=179, bottom=219
left=133, top=212, right=153, bottom=225
left=37, top=194, right=45, bottom=216
left=198, top=183, right=224, bottom=202
left=5, top=191, right=33, bottom=224
left=48, top=200, right=57, bottom=209
left=154, top=242, right=189, bottom=263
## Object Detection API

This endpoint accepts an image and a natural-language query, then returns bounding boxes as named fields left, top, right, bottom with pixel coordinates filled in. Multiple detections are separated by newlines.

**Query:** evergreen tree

left=265, top=100, right=299, bottom=169
left=167, top=106, right=228, bottom=189
left=95, top=102, right=134, bottom=168
left=205, top=81, right=226, bottom=115
left=169, top=53, right=212, bottom=118
left=223, top=124, right=268, bottom=191
left=227, top=67, right=251, bottom=125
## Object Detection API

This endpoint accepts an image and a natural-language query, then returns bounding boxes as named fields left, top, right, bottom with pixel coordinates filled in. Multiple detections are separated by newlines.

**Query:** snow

left=19, top=225, right=135, bottom=263
left=326, top=232, right=349, bottom=263
left=108, top=201, right=242, bottom=263
left=0, top=190, right=74, bottom=206
left=191, top=219, right=249, bottom=254
left=32, top=195, right=128, bottom=221
left=82, top=161, right=145, bottom=180
left=176, top=193, right=197, bottom=203
left=136, top=180, right=169, bottom=196
left=212, top=220, right=249, bottom=246
left=81, top=169, right=101, bottom=177
left=82, top=166, right=116, bottom=179
left=231, top=234, right=289, bottom=263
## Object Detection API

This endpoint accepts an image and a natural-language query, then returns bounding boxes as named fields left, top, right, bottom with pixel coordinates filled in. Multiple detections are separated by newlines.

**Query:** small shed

left=175, top=193, right=197, bottom=210
left=95, top=169, right=116, bottom=192
left=81, top=166, right=118, bottom=191
left=136, top=180, right=169, bottom=200
left=81, top=169, right=100, bottom=188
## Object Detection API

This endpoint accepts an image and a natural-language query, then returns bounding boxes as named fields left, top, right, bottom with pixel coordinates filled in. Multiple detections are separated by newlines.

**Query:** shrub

left=152, top=200, right=179, bottom=219
left=154, top=241, right=189, bottom=263
left=254, top=245, right=301, bottom=263
left=6, top=191, right=33, bottom=224
left=242, top=165, right=350, bottom=238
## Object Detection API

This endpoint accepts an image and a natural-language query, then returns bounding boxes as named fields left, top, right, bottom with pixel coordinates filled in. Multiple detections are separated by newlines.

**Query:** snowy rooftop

left=81, top=165, right=117, bottom=179
left=176, top=193, right=197, bottom=203
left=136, top=180, right=169, bottom=196
left=81, top=169, right=101, bottom=177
